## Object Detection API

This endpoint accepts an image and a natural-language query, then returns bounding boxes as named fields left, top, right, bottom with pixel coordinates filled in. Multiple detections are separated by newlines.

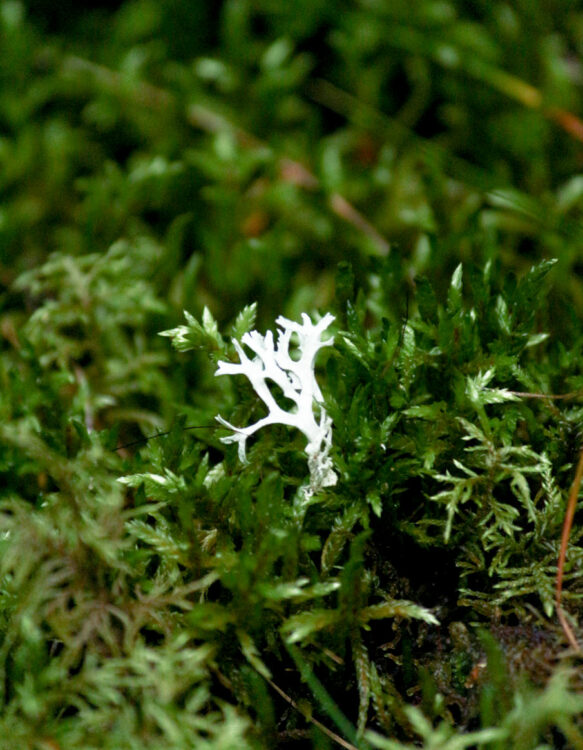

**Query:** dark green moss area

left=2, top=1, right=583, bottom=747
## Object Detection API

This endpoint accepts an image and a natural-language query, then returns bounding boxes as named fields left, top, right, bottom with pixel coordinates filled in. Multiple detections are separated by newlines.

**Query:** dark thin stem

left=111, top=424, right=219, bottom=452
left=506, top=389, right=583, bottom=401
left=266, top=678, right=360, bottom=750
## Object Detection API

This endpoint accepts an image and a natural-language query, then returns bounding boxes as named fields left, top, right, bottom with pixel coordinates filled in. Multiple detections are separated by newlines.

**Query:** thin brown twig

left=210, top=663, right=359, bottom=749
left=266, top=677, right=359, bottom=750
left=506, top=389, right=583, bottom=401
left=556, top=445, right=583, bottom=652
left=547, top=108, right=583, bottom=144
left=465, top=382, right=583, bottom=650
left=503, top=386, right=583, bottom=650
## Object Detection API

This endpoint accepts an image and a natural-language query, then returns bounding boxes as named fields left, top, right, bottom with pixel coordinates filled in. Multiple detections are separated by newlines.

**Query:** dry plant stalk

left=507, top=387, right=583, bottom=651
left=556, top=446, right=583, bottom=652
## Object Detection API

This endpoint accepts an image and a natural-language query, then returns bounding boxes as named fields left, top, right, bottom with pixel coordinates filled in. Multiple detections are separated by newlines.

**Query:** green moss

left=2, top=0, right=583, bottom=747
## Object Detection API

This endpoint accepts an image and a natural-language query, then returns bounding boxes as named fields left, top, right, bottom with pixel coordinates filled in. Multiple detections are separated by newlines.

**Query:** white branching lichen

left=215, top=312, right=337, bottom=495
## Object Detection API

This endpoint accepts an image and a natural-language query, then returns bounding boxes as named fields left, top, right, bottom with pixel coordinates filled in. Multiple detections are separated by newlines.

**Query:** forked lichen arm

left=215, top=312, right=337, bottom=495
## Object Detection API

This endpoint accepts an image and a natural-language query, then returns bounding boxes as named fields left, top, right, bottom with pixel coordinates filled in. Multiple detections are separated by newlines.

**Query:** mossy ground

left=2, top=2, right=583, bottom=748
